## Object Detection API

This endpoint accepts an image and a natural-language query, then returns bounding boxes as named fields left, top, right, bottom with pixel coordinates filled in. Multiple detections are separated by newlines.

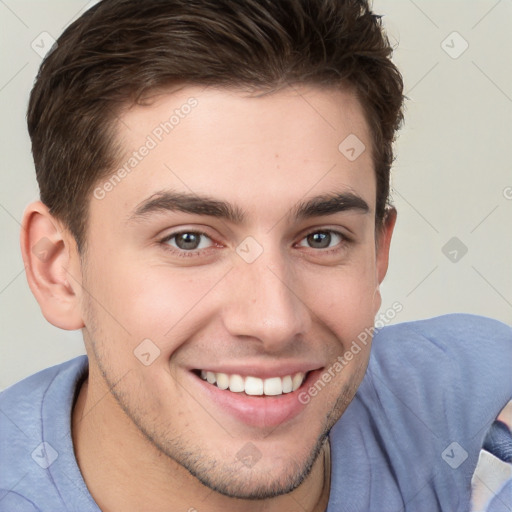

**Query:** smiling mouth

left=192, top=370, right=309, bottom=396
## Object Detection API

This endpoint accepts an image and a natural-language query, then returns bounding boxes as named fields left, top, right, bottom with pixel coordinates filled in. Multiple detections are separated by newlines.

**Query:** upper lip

left=191, top=362, right=324, bottom=379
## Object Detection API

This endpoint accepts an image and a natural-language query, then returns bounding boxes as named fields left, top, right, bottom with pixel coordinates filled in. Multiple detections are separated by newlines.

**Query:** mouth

left=193, top=369, right=308, bottom=396
left=189, top=367, right=324, bottom=428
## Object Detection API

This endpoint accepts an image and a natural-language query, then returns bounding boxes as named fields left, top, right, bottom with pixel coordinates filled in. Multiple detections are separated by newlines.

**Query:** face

left=78, top=85, right=391, bottom=499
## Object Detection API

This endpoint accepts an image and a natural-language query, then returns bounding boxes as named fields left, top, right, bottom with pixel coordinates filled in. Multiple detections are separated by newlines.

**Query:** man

left=0, top=0, right=511, bottom=511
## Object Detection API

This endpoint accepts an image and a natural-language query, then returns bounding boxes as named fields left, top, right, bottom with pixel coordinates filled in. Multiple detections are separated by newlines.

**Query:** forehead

left=92, top=84, right=375, bottom=226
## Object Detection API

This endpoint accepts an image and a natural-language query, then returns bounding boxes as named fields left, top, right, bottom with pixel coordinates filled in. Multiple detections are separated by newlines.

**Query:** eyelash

left=159, top=230, right=216, bottom=258
left=159, top=229, right=350, bottom=258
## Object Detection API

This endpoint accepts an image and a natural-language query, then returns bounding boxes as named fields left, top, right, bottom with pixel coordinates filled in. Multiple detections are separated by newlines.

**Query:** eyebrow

left=128, top=189, right=370, bottom=224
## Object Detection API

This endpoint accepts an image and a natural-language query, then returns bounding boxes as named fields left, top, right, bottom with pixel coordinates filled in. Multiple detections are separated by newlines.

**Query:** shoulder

left=0, top=356, right=88, bottom=433
left=327, top=315, right=511, bottom=509
left=371, top=313, right=511, bottom=388
left=373, top=313, right=511, bottom=355
left=0, top=491, right=41, bottom=511
left=0, top=356, right=89, bottom=508
left=369, top=313, right=512, bottom=416
left=370, top=314, right=511, bottom=487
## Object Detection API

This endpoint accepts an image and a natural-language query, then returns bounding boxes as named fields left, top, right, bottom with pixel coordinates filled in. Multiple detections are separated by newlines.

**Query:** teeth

left=292, top=373, right=303, bottom=392
left=282, top=375, right=293, bottom=393
left=199, top=370, right=306, bottom=396
left=263, top=377, right=282, bottom=396
left=216, top=373, right=230, bottom=390
left=245, top=376, right=264, bottom=395
left=229, top=374, right=245, bottom=392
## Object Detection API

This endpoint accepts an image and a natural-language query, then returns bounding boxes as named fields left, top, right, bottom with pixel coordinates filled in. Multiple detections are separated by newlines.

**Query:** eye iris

left=176, top=233, right=200, bottom=250
left=308, top=232, right=331, bottom=249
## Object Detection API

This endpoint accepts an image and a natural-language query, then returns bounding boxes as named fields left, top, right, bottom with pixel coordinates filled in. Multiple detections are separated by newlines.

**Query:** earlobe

left=20, top=201, right=84, bottom=330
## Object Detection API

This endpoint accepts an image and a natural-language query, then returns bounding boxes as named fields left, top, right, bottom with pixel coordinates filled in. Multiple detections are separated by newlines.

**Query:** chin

left=159, top=427, right=329, bottom=501
left=185, top=457, right=308, bottom=500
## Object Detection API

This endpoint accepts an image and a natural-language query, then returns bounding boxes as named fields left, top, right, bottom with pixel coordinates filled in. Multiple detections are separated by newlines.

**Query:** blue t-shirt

left=1, top=314, right=511, bottom=511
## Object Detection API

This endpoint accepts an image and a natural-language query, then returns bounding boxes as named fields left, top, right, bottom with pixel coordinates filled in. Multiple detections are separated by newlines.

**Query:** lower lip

left=189, top=369, right=324, bottom=429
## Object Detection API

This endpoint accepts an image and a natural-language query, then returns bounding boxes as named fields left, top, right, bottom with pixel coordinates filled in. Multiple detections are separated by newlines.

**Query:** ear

left=20, top=201, right=85, bottom=330
left=372, top=207, right=397, bottom=313
left=376, top=207, right=397, bottom=284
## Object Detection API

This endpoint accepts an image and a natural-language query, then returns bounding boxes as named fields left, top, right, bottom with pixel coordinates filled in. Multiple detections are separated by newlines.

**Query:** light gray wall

left=1, top=0, right=511, bottom=389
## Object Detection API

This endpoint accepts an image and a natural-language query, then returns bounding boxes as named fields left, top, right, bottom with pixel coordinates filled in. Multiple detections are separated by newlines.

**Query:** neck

left=72, top=376, right=330, bottom=512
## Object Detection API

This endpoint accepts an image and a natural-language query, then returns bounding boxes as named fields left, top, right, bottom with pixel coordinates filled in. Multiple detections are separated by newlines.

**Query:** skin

left=21, top=85, right=396, bottom=512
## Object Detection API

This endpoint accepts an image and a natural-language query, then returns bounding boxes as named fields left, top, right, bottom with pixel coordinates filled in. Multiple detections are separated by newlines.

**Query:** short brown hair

left=27, top=0, right=404, bottom=252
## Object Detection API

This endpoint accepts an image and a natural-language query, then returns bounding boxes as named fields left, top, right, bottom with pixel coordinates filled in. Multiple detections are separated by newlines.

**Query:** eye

left=297, top=230, right=346, bottom=250
left=161, top=231, right=214, bottom=253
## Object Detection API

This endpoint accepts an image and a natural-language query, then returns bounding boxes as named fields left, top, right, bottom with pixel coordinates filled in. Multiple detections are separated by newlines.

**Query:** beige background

left=1, top=0, right=511, bottom=390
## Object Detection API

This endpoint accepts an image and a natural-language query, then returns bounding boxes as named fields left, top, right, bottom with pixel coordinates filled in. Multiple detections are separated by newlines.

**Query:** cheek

left=83, top=253, right=226, bottom=354
left=303, top=253, right=379, bottom=332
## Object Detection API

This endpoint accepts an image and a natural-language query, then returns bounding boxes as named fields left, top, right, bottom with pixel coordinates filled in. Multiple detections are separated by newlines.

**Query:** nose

left=220, top=241, right=311, bottom=352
